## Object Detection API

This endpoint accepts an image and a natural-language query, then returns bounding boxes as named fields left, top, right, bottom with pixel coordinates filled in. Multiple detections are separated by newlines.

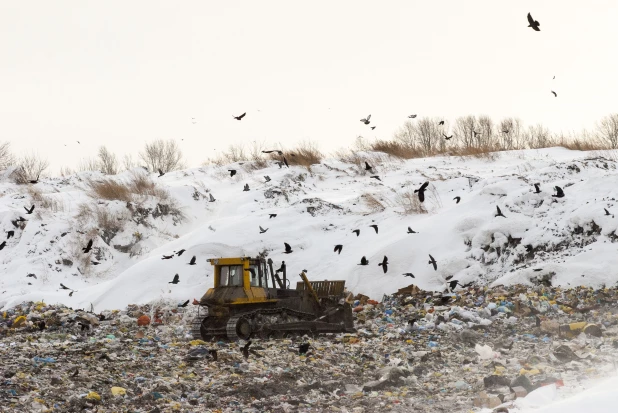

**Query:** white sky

left=2, top=1, right=618, bottom=172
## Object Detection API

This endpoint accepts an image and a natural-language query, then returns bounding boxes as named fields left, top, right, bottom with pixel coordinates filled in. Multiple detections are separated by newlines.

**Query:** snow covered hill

left=1, top=147, right=617, bottom=311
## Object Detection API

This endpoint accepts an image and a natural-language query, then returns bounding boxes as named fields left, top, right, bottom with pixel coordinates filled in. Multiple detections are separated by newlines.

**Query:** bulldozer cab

left=210, top=257, right=273, bottom=289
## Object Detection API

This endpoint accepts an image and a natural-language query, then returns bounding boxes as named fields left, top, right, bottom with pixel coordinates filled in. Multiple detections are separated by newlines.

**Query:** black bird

left=502, top=129, right=510, bottom=134
left=233, top=112, right=246, bottom=121
left=264, top=176, right=271, bottom=182
left=209, top=193, right=216, bottom=202
left=371, top=126, right=376, bottom=130
left=443, top=134, right=453, bottom=140
left=448, top=280, right=459, bottom=291
left=27, top=273, right=37, bottom=279
left=352, top=229, right=360, bottom=237
left=162, top=255, right=174, bottom=260
left=269, top=214, right=277, bottom=219
left=29, top=173, right=40, bottom=184
left=495, top=206, right=506, bottom=218
left=6, top=231, right=13, bottom=239
left=407, top=227, right=417, bottom=234
left=82, top=239, right=93, bottom=253
left=243, top=184, right=250, bottom=191
left=403, top=273, right=415, bottom=278
left=438, top=120, right=445, bottom=125
left=359, top=256, right=369, bottom=266
left=408, top=114, right=417, bottom=119
left=428, top=254, right=437, bottom=271
left=533, top=183, right=541, bottom=193
left=24, top=205, right=35, bottom=214
left=414, top=181, right=429, bottom=203
left=229, top=169, right=237, bottom=177
left=242, top=340, right=251, bottom=359
left=91, top=261, right=100, bottom=265
left=604, top=208, right=612, bottom=216
left=60, top=283, right=71, bottom=290
left=360, top=114, right=371, bottom=125
left=283, top=156, right=289, bottom=168
left=275, top=161, right=284, bottom=168
left=445, top=275, right=454, bottom=281
left=298, top=343, right=310, bottom=355
left=188, top=256, right=197, bottom=265
left=334, top=244, right=343, bottom=254
left=527, top=12, right=540, bottom=31
left=378, top=256, right=388, bottom=273
left=473, top=130, right=480, bottom=137
left=38, top=320, right=46, bottom=331
left=178, top=300, right=190, bottom=308
left=283, top=242, right=293, bottom=254
left=176, top=249, right=186, bottom=256
left=259, top=226, right=268, bottom=234
left=370, top=175, right=381, bottom=181
left=369, top=224, right=378, bottom=234
left=364, top=162, right=373, bottom=171
left=0, top=241, right=7, bottom=250
left=158, top=169, right=165, bottom=177
left=551, top=90, right=557, bottom=97
left=262, top=150, right=283, bottom=155
left=553, top=186, right=565, bottom=198
left=169, top=274, right=180, bottom=284
left=453, top=196, right=461, bottom=204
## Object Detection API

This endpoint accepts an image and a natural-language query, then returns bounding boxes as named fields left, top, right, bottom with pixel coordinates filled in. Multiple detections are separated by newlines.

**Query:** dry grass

left=395, top=189, right=428, bottom=215
left=269, top=141, right=323, bottom=168
left=88, top=171, right=169, bottom=202
left=453, top=145, right=501, bottom=161
left=362, top=193, right=386, bottom=213
left=26, top=186, right=64, bottom=213
left=369, top=140, right=424, bottom=159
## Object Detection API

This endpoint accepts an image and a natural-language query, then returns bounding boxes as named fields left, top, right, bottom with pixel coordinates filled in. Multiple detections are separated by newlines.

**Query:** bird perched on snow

left=553, top=186, right=565, bottom=198
left=378, top=256, right=388, bottom=273
left=428, top=254, right=437, bottom=271
left=369, top=224, right=379, bottom=234
left=162, top=255, right=174, bottom=260
left=243, top=184, right=250, bottom=191
left=264, top=176, right=271, bottom=182
left=233, top=112, right=246, bottom=121
left=360, top=114, right=371, bottom=125
left=414, top=181, right=429, bottom=203
left=209, top=193, right=216, bottom=202
left=604, top=208, right=613, bottom=217
left=407, top=227, right=417, bottom=234
left=527, top=12, right=540, bottom=31
left=176, top=249, right=186, bottom=256
left=358, top=256, right=369, bottom=265
left=495, top=206, right=506, bottom=218
left=533, top=183, right=541, bottom=194
left=453, top=196, right=461, bottom=204
left=188, top=256, right=197, bottom=265
left=269, top=214, right=277, bottom=219
left=6, top=231, right=14, bottom=239
left=169, top=274, right=180, bottom=284
left=26, top=273, right=37, bottom=279
left=334, top=244, right=343, bottom=254
left=283, top=242, right=293, bottom=254
left=259, top=226, right=268, bottom=234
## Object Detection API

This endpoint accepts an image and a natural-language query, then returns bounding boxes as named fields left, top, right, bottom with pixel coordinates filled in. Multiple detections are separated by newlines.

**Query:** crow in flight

left=370, top=175, right=381, bottom=181
left=228, top=169, right=237, bottom=177
left=414, top=182, right=429, bottom=203
left=60, top=283, right=71, bottom=290
left=169, top=274, right=180, bottom=284
left=178, top=300, right=190, bottom=308
left=283, top=242, right=293, bottom=254
left=527, top=12, right=540, bottom=31
left=176, top=249, right=186, bottom=256
left=438, top=120, right=445, bottom=125
left=443, top=134, right=453, bottom=140
left=453, top=196, right=461, bottom=204
left=533, top=183, right=541, bottom=193
left=188, top=256, right=197, bottom=265
left=158, top=169, right=165, bottom=177
left=27, top=273, right=37, bottom=279
left=334, top=244, right=343, bottom=254
left=6, top=231, right=14, bottom=239
left=495, top=206, right=506, bottom=218
left=371, top=126, right=376, bottom=130
left=162, top=255, right=174, bottom=260
left=360, top=114, right=371, bottom=125
left=551, top=90, right=557, bottom=97
left=269, top=214, right=277, bottom=219
left=553, top=186, right=565, bottom=198
left=82, top=239, right=93, bottom=253
left=428, top=254, right=437, bottom=271
left=359, top=256, right=369, bottom=265
left=24, top=205, right=35, bottom=214
left=408, top=114, right=417, bottom=119
left=378, top=256, right=388, bottom=273
left=234, top=112, right=246, bottom=120
left=403, top=273, right=415, bottom=278
left=369, top=224, right=378, bottom=234
left=365, top=162, right=373, bottom=172
left=0, top=241, right=5, bottom=250
left=262, top=150, right=283, bottom=155
left=259, top=226, right=268, bottom=234
left=604, top=208, right=612, bottom=216
left=352, top=229, right=360, bottom=237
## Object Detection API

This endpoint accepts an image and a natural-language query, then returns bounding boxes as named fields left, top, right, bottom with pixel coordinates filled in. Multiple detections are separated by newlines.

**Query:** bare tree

left=122, top=154, right=136, bottom=171
left=476, top=115, right=495, bottom=148
left=77, top=157, right=100, bottom=172
left=394, top=121, right=417, bottom=149
left=525, top=124, right=554, bottom=149
left=415, top=118, right=441, bottom=154
left=596, top=113, right=618, bottom=149
left=0, top=142, right=15, bottom=170
left=98, top=146, right=119, bottom=175
left=139, top=139, right=185, bottom=173
left=498, top=117, right=524, bottom=150
left=12, top=152, right=50, bottom=184
left=453, top=115, right=477, bottom=148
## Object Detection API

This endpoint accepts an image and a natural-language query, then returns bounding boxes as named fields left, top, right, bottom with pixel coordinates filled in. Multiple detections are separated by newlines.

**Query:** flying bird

left=60, top=283, right=71, bottom=290
left=158, top=169, right=165, bottom=177
left=371, top=126, right=376, bottom=130
left=169, top=274, right=180, bottom=284
left=527, top=12, right=540, bottom=31
left=228, top=169, right=237, bottom=177
left=6, top=231, right=14, bottom=239
left=283, top=242, right=293, bottom=254
left=334, top=244, right=343, bottom=254
left=364, top=162, right=373, bottom=171
left=188, top=256, right=197, bottom=265
left=553, top=186, right=565, bottom=198
left=233, top=112, right=246, bottom=121
left=352, top=229, right=360, bottom=237
left=533, top=183, right=541, bottom=194
left=0, top=241, right=5, bottom=250
left=264, top=176, right=271, bottom=182
left=24, top=205, right=35, bottom=214
left=283, top=157, right=289, bottom=168
left=495, top=206, right=506, bottom=218
left=360, top=114, right=371, bottom=125
left=358, top=256, right=369, bottom=265
left=262, top=150, right=283, bottom=155
left=259, top=226, right=268, bottom=234
left=243, top=184, right=250, bottom=191
left=453, top=196, right=461, bottom=204
left=551, top=90, right=557, bottom=97
left=448, top=280, right=459, bottom=292
left=209, top=193, right=216, bottom=202
left=370, top=175, right=381, bottom=181
left=408, top=114, right=417, bottom=119
left=378, top=256, right=388, bottom=273
left=428, top=254, right=437, bottom=271
left=178, top=300, right=190, bottom=308
left=443, top=134, right=453, bottom=140
left=403, top=273, right=415, bottom=278
left=82, top=239, right=93, bottom=253
left=473, top=130, right=480, bottom=137
left=604, top=208, right=612, bottom=216
left=407, top=227, right=417, bottom=234
left=414, top=181, right=429, bottom=203
left=91, top=261, right=100, bottom=265
left=26, top=273, right=37, bottom=279
left=162, top=255, right=174, bottom=260
left=502, top=129, right=510, bottom=134
left=369, top=224, right=378, bottom=234
left=176, top=249, right=186, bottom=256
left=438, top=120, right=445, bottom=125
left=269, top=214, right=277, bottom=219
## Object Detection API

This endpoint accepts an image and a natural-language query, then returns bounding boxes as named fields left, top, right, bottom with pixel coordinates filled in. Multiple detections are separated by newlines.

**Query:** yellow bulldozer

left=191, top=256, right=355, bottom=340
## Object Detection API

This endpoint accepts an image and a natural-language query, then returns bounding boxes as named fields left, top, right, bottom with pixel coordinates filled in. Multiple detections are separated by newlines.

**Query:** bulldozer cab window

left=219, top=265, right=243, bottom=287
left=249, top=264, right=260, bottom=287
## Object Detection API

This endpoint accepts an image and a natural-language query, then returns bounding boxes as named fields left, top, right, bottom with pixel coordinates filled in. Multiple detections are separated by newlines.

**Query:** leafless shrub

left=269, top=140, right=323, bottom=168
left=0, top=142, right=15, bottom=170
left=59, top=166, right=73, bottom=177
left=98, top=146, right=119, bottom=175
left=122, top=154, right=136, bottom=171
left=88, top=171, right=169, bottom=202
left=11, top=152, right=50, bottom=184
left=77, top=157, right=100, bottom=173
left=362, top=193, right=386, bottom=213
left=395, top=189, right=427, bottom=215
left=26, top=186, right=64, bottom=212
left=139, top=139, right=185, bottom=173
left=369, top=140, right=422, bottom=159
left=595, top=113, right=618, bottom=149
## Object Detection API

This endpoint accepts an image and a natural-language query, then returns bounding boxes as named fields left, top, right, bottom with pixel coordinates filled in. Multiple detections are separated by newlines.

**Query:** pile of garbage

left=1, top=284, right=618, bottom=412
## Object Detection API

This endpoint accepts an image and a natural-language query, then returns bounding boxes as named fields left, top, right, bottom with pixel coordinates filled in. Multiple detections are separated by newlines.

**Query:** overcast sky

left=2, top=1, right=618, bottom=173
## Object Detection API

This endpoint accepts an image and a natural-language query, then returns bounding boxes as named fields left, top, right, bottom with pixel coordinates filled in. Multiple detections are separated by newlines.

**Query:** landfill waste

left=1, top=283, right=618, bottom=412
